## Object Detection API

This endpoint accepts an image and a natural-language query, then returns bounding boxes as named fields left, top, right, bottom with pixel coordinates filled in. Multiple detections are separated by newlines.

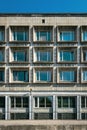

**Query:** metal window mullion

left=68, top=97, right=70, bottom=108
left=45, top=97, right=46, bottom=108
left=38, top=97, right=39, bottom=108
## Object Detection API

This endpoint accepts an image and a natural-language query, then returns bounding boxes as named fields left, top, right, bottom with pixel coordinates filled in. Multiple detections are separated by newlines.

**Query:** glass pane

left=40, top=31, right=47, bottom=41
left=37, top=51, right=51, bottom=62
left=23, top=97, right=29, bottom=108
left=0, top=97, right=5, bottom=108
left=60, top=31, right=74, bottom=41
left=16, top=97, right=21, bottom=107
left=81, top=97, right=85, bottom=108
left=36, top=31, right=51, bottom=41
left=35, top=97, right=38, bottom=107
left=83, top=52, right=87, bottom=61
left=70, top=97, right=75, bottom=108
left=83, top=71, right=87, bottom=81
left=82, top=113, right=85, bottom=119
left=13, top=31, right=28, bottom=41
left=58, top=97, right=61, bottom=108
left=14, top=51, right=26, bottom=62
left=60, top=71, right=74, bottom=82
left=58, top=113, right=76, bottom=119
left=0, top=51, right=3, bottom=61
left=13, top=71, right=28, bottom=82
left=0, top=31, right=4, bottom=41
left=11, top=97, right=14, bottom=108
left=63, top=97, right=68, bottom=107
left=39, top=97, right=45, bottom=107
left=60, top=51, right=74, bottom=61
left=83, top=32, right=87, bottom=41
left=0, top=71, right=4, bottom=81
left=36, top=71, right=51, bottom=82
left=46, top=97, right=52, bottom=107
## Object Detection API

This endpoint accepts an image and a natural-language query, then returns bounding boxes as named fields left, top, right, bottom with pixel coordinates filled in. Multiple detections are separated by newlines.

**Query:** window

left=0, top=71, right=4, bottom=82
left=83, top=51, right=87, bottom=61
left=0, top=97, right=5, bottom=108
left=58, top=113, right=76, bottom=120
left=0, top=51, right=4, bottom=61
left=81, top=96, right=87, bottom=108
left=13, top=51, right=27, bottom=62
left=60, top=31, right=74, bottom=41
left=11, top=97, right=29, bottom=108
left=60, top=71, right=76, bottom=82
left=82, top=31, right=87, bottom=41
left=34, top=113, right=53, bottom=120
left=12, top=31, right=28, bottom=41
left=82, top=113, right=87, bottom=120
left=36, top=71, right=51, bottom=82
left=36, top=31, right=51, bottom=41
left=60, top=51, right=74, bottom=61
left=36, top=51, right=51, bottom=62
left=13, top=71, right=29, bottom=82
left=0, top=31, right=4, bottom=41
left=34, top=96, right=52, bottom=108
left=58, top=97, right=76, bottom=108
left=11, top=113, right=29, bottom=120
left=83, top=71, right=87, bottom=81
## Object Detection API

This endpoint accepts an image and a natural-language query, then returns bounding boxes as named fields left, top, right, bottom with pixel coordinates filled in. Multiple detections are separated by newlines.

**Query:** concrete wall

left=0, top=120, right=87, bottom=130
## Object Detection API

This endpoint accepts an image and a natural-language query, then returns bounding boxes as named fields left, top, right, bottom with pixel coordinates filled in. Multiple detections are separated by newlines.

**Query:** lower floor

left=0, top=91, right=87, bottom=120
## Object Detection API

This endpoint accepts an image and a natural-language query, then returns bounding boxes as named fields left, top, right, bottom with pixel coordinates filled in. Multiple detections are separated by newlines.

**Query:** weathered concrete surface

left=0, top=120, right=87, bottom=130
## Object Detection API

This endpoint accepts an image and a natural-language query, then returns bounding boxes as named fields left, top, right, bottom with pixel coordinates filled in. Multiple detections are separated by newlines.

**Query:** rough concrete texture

left=0, top=120, right=87, bottom=130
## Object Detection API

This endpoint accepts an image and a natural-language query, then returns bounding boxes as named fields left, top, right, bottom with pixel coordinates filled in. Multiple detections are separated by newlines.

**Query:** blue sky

left=0, top=0, right=87, bottom=13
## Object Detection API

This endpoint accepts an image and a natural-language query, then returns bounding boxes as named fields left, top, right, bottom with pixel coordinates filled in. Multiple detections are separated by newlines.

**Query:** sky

left=0, top=0, right=87, bottom=13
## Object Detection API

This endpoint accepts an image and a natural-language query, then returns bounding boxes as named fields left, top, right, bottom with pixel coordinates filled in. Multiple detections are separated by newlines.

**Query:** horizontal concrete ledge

left=0, top=120, right=87, bottom=126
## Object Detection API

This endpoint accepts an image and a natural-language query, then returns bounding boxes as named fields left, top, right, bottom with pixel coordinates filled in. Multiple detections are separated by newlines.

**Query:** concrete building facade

left=0, top=13, right=86, bottom=120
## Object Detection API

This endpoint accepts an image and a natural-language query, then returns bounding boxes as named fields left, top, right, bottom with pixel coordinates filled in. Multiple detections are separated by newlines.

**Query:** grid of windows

left=0, top=16, right=87, bottom=121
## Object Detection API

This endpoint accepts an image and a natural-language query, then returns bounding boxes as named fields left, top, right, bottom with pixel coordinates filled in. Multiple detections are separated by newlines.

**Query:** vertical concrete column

left=53, top=95, right=57, bottom=120
left=77, top=95, right=81, bottom=120
left=29, top=91, right=33, bottom=120
left=5, top=96, right=10, bottom=120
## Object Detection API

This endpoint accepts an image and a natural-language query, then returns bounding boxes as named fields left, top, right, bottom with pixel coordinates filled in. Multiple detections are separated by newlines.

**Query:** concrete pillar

left=77, top=95, right=81, bottom=120
left=5, top=96, right=10, bottom=120
left=29, top=93, right=33, bottom=120
left=53, top=95, right=57, bottom=120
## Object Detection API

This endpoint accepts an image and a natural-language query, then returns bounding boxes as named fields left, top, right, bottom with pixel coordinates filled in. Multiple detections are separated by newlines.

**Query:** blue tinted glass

left=36, top=71, right=51, bottom=81
left=60, top=32, right=74, bottom=41
left=0, top=51, right=3, bottom=61
left=83, top=32, right=87, bottom=41
left=13, top=32, right=28, bottom=41
left=36, top=31, right=51, bottom=41
left=13, top=71, right=28, bottom=82
left=83, top=71, right=87, bottom=81
left=36, top=32, right=39, bottom=41
left=60, top=51, right=74, bottom=61
left=0, top=31, right=4, bottom=41
left=14, top=51, right=26, bottom=61
left=37, top=51, right=51, bottom=61
left=60, top=71, right=74, bottom=81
